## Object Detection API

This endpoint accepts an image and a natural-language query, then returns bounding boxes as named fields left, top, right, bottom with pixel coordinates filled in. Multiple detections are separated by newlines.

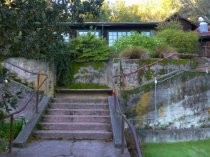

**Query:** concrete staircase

left=33, top=89, right=113, bottom=140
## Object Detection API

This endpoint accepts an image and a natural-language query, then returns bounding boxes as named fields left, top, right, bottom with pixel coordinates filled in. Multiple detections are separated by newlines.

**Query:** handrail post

left=121, top=115, right=125, bottom=154
left=36, top=72, right=40, bottom=113
left=9, top=115, right=14, bottom=153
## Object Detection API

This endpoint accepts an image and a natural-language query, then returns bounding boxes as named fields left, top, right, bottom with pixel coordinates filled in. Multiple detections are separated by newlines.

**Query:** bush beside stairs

left=33, top=89, right=113, bottom=140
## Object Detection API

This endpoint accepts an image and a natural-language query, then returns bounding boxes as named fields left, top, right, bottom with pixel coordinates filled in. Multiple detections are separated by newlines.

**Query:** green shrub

left=113, top=32, right=166, bottom=55
left=0, top=120, right=23, bottom=139
left=156, top=29, right=199, bottom=53
left=120, top=47, right=148, bottom=59
left=0, top=63, right=5, bottom=81
left=0, top=64, right=3, bottom=75
left=0, top=119, right=23, bottom=152
left=46, top=41, right=75, bottom=87
left=70, top=34, right=112, bottom=63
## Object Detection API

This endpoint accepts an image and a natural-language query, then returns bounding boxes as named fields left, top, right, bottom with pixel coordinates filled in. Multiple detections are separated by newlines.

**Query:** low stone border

left=108, top=96, right=122, bottom=147
left=13, top=96, right=51, bottom=147
left=138, top=128, right=210, bottom=143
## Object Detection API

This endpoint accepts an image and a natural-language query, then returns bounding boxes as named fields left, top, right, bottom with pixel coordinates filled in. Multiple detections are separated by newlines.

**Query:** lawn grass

left=142, top=139, right=210, bottom=157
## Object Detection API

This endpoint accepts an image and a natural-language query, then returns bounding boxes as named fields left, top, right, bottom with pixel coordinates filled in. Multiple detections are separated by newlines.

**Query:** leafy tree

left=109, top=1, right=140, bottom=22
left=138, top=0, right=180, bottom=21
left=98, top=0, right=180, bottom=22
left=57, top=0, right=104, bottom=22
left=98, top=0, right=141, bottom=22
left=0, top=0, right=104, bottom=59
left=1, top=0, right=64, bottom=58
left=178, top=0, right=210, bottom=22
left=0, top=0, right=104, bottom=86
left=97, top=0, right=111, bottom=22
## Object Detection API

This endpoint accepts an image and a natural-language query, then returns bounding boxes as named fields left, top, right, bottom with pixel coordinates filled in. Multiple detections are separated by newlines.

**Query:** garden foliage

left=70, top=33, right=112, bottom=62
left=0, top=119, right=24, bottom=152
left=113, top=32, right=167, bottom=57
left=156, top=29, right=199, bottom=53
left=120, top=47, right=148, bottom=59
left=0, top=0, right=103, bottom=86
left=113, top=28, right=199, bottom=58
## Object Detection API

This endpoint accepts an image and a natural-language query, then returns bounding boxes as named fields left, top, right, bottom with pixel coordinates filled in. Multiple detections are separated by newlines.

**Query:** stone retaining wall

left=3, top=57, right=55, bottom=96
left=112, top=58, right=192, bottom=89
left=138, top=128, right=210, bottom=143
left=125, top=73, right=210, bottom=130
left=0, top=80, right=37, bottom=122
left=72, top=62, right=113, bottom=87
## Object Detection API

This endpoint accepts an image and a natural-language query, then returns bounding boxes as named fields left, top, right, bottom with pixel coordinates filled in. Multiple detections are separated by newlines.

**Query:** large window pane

left=77, top=30, right=100, bottom=38
left=62, top=33, right=70, bottom=43
left=108, top=31, right=131, bottom=46
left=141, top=31, right=152, bottom=37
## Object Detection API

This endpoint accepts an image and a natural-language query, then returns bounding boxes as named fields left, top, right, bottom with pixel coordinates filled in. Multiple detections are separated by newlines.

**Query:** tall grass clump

left=119, top=47, right=149, bottom=59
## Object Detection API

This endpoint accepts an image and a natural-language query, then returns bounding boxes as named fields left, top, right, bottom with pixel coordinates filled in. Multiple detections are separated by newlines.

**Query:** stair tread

left=39, top=122, right=112, bottom=131
left=56, top=88, right=112, bottom=92
left=51, top=103, right=107, bottom=105
left=53, top=97, right=107, bottom=99
left=43, top=115, right=110, bottom=117
left=40, top=122, right=111, bottom=125
left=55, top=95, right=108, bottom=98
left=35, top=91, right=113, bottom=140
left=48, top=109, right=109, bottom=111
left=53, top=98, right=107, bottom=99
left=50, top=103, right=108, bottom=109
left=34, top=130, right=112, bottom=133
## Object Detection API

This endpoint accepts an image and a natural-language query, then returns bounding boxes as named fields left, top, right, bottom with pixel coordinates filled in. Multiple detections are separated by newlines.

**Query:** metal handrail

left=0, top=61, right=48, bottom=153
left=113, top=90, right=142, bottom=157
left=111, top=53, right=200, bottom=157
left=113, top=53, right=199, bottom=78
left=112, top=76, right=142, bottom=157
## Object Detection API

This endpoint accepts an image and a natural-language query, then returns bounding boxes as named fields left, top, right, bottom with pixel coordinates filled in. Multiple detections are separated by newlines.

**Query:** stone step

left=56, top=89, right=113, bottom=95
left=47, top=109, right=110, bottom=116
left=39, top=122, right=112, bottom=131
left=55, top=93, right=108, bottom=99
left=53, top=98, right=107, bottom=103
left=35, top=89, right=113, bottom=141
left=33, top=130, right=113, bottom=140
left=50, top=103, right=109, bottom=110
left=42, top=115, right=111, bottom=123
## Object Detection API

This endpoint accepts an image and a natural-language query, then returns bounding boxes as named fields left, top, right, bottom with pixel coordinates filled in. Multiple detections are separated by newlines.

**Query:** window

left=141, top=31, right=154, bottom=37
left=62, top=33, right=70, bottom=43
left=77, top=30, right=100, bottom=38
left=108, top=31, right=131, bottom=46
